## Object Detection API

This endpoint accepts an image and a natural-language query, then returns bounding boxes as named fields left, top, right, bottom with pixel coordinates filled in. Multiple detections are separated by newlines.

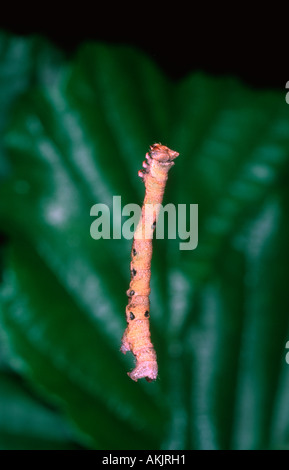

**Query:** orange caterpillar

left=121, top=143, right=179, bottom=382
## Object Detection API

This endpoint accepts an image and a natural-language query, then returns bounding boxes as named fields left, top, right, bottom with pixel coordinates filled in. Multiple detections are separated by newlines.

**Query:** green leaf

left=0, top=369, right=80, bottom=450
left=0, top=31, right=63, bottom=178
left=1, top=38, right=289, bottom=449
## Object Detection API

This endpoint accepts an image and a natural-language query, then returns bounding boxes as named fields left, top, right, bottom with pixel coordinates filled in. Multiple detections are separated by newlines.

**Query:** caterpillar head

left=138, top=143, right=179, bottom=179
left=149, top=143, right=179, bottom=163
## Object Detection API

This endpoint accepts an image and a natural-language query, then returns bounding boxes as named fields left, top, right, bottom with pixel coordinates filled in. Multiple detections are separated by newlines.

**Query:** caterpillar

left=121, top=143, right=179, bottom=382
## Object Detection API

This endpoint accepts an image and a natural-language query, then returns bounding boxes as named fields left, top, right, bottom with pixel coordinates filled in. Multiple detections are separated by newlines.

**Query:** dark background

left=0, top=9, right=286, bottom=89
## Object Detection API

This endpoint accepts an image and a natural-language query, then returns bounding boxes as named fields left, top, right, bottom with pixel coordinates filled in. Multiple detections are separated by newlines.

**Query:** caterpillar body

left=121, top=143, right=179, bottom=382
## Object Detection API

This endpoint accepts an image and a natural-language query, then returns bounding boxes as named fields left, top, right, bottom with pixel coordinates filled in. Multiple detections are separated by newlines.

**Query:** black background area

left=0, top=8, right=286, bottom=90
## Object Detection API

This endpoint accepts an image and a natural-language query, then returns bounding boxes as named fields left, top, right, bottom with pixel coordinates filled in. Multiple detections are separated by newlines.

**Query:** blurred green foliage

left=0, top=31, right=289, bottom=450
